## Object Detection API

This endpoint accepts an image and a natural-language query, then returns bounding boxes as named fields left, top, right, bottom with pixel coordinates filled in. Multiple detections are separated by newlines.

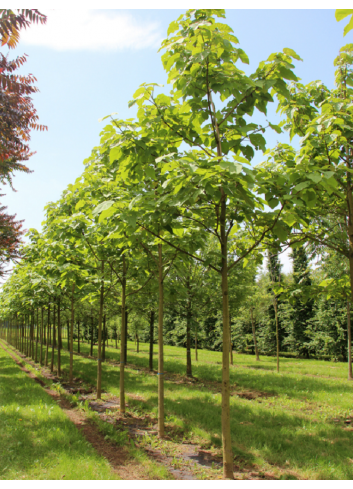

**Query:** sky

left=1, top=7, right=351, bottom=274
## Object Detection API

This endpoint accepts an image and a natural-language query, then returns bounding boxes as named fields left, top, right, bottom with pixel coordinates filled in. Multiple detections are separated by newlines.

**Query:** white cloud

left=20, top=10, right=162, bottom=51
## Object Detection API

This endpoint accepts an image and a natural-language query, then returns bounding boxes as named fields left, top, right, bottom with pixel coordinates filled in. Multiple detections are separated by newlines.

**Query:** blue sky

left=1, top=8, right=351, bottom=272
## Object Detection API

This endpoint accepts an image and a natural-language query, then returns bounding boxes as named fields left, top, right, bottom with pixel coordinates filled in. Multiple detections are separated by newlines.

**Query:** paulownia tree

left=93, top=9, right=303, bottom=478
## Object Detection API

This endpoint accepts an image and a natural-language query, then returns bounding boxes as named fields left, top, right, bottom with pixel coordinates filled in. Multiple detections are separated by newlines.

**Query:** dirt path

left=2, top=341, right=279, bottom=480
left=0, top=341, right=168, bottom=480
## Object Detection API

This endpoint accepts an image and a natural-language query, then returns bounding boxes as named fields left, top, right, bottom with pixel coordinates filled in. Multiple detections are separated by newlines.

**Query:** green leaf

left=167, top=20, right=179, bottom=35
left=267, top=198, right=279, bottom=209
left=335, top=9, right=353, bottom=22
left=145, top=166, right=156, bottom=179
left=307, top=173, right=321, bottom=184
left=155, top=152, right=176, bottom=163
left=75, top=200, right=86, bottom=211
left=249, top=133, right=266, bottom=151
left=164, top=224, right=174, bottom=235
left=269, top=122, right=282, bottom=134
left=283, top=48, right=303, bottom=61
left=110, top=147, right=120, bottom=164
left=278, top=66, right=297, bottom=81
left=92, top=201, right=114, bottom=217
left=344, top=17, right=353, bottom=36
left=294, top=182, right=310, bottom=192
left=220, top=161, right=242, bottom=174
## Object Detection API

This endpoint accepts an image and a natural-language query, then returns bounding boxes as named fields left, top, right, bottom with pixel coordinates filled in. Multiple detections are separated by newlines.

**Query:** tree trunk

left=195, top=322, right=198, bottom=362
left=158, top=243, right=164, bottom=438
left=251, top=307, right=260, bottom=361
left=78, top=320, right=80, bottom=354
left=69, top=284, right=75, bottom=384
left=51, top=304, right=56, bottom=373
left=97, top=261, right=104, bottom=399
left=220, top=196, right=233, bottom=479
left=57, top=298, right=61, bottom=376
left=30, top=312, right=34, bottom=359
left=120, top=255, right=127, bottom=414
left=125, top=310, right=128, bottom=363
left=186, top=294, right=192, bottom=377
left=26, top=314, right=29, bottom=357
left=102, top=314, right=106, bottom=362
left=30, top=312, right=34, bottom=360
left=67, top=319, right=70, bottom=351
left=35, top=309, right=39, bottom=363
left=137, top=333, right=139, bottom=353
left=40, top=308, right=44, bottom=365
left=149, top=310, right=154, bottom=371
left=229, top=313, right=233, bottom=366
left=45, top=305, right=50, bottom=366
left=347, top=300, right=352, bottom=380
left=90, top=316, right=94, bottom=357
left=273, top=296, right=280, bottom=373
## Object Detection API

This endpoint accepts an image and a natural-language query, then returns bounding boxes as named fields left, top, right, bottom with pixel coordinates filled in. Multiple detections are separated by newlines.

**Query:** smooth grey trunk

left=78, top=320, right=80, bottom=354
left=45, top=305, right=50, bottom=366
left=229, top=314, right=233, bottom=366
left=220, top=195, right=233, bottom=479
left=158, top=243, right=164, bottom=438
left=90, top=316, right=94, bottom=356
left=149, top=310, right=154, bottom=372
left=97, top=261, right=104, bottom=399
left=40, top=308, right=44, bottom=365
left=120, top=255, right=127, bottom=414
left=57, top=298, right=61, bottom=376
left=50, top=304, right=56, bottom=372
left=124, top=310, right=128, bottom=363
left=347, top=300, right=352, bottom=380
left=195, top=322, right=198, bottom=361
left=69, top=284, right=75, bottom=384
left=102, top=315, right=106, bottom=361
left=35, top=309, right=39, bottom=363
left=273, top=296, right=280, bottom=373
left=186, top=294, right=192, bottom=377
left=250, top=307, right=260, bottom=361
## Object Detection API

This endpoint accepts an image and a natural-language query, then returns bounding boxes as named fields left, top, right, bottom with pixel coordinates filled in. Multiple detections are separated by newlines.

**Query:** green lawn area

left=0, top=343, right=120, bottom=480
left=56, top=338, right=353, bottom=480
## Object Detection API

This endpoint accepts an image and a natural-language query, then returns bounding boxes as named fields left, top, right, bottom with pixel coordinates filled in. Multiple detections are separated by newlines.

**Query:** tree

left=274, top=44, right=353, bottom=351
left=0, top=9, right=47, bottom=184
left=0, top=9, right=47, bottom=277
left=289, top=245, right=313, bottom=357
left=0, top=201, right=24, bottom=277
left=267, top=249, right=283, bottom=372
left=93, top=9, right=303, bottom=478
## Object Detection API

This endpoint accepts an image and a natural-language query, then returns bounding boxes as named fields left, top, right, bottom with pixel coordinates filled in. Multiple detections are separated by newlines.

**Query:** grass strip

left=0, top=342, right=120, bottom=480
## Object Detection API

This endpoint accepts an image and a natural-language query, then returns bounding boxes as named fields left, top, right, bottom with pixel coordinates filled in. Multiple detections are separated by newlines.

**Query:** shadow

left=0, top=350, right=117, bottom=480
left=57, top=349, right=353, bottom=479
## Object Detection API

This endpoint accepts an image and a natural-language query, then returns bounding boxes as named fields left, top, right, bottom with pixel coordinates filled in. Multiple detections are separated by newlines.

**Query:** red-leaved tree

left=0, top=9, right=47, bottom=274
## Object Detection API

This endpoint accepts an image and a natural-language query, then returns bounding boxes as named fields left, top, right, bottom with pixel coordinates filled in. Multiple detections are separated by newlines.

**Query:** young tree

left=290, top=245, right=313, bottom=357
left=94, top=9, right=303, bottom=478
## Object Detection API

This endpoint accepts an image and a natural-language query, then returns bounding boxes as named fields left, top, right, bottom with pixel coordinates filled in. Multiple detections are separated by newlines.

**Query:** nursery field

left=0, top=345, right=120, bottom=480
left=42, top=340, right=353, bottom=480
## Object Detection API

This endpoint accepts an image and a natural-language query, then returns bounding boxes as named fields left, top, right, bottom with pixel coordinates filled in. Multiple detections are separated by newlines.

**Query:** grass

left=0, top=342, right=121, bottom=480
left=4, top=336, right=353, bottom=479
left=55, top=338, right=353, bottom=480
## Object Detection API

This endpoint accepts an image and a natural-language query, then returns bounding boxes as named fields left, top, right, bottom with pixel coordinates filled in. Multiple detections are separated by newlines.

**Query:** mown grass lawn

left=57, top=338, right=353, bottom=480
left=0, top=343, right=120, bottom=480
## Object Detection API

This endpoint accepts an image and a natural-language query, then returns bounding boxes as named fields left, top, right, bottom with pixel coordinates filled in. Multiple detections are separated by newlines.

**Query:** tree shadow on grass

left=60, top=353, right=353, bottom=478
left=63, top=344, right=353, bottom=407
left=0, top=355, right=116, bottom=480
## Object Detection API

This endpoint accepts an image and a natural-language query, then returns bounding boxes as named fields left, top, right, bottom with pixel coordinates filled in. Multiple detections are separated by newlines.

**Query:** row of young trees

left=1, top=9, right=353, bottom=479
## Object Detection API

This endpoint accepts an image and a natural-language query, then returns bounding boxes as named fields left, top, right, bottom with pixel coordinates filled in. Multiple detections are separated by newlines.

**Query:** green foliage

left=336, top=9, right=353, bottom=36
